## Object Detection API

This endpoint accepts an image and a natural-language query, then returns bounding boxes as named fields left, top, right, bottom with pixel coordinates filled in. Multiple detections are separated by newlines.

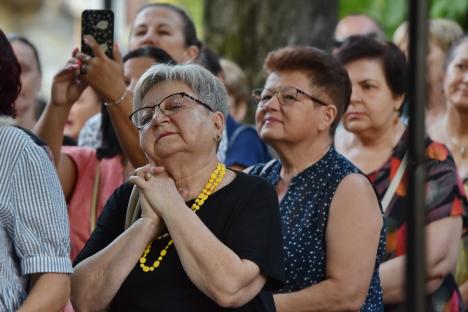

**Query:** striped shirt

left=0, top=124, right=73, bottom=311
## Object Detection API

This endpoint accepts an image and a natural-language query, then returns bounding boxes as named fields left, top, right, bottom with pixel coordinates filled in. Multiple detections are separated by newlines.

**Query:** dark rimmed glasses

left=252, top=86, right=330, bottom=108
left=129, top=92, right=213, bottom=129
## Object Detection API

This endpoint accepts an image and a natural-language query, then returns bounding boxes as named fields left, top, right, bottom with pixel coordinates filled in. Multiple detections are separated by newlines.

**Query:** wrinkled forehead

left=140, top=80, right=193, bottom=106
left=264, top=71, right=313, bottom=92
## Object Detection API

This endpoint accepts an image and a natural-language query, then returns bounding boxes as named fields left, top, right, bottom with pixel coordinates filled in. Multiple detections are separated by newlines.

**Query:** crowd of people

left=0, top=3, right=467, bottom=312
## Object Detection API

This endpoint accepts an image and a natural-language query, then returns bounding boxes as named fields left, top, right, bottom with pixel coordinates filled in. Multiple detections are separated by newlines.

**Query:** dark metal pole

left=104, top=0, right=112, bottom=10
left=406, top=0, right=428, bottom=311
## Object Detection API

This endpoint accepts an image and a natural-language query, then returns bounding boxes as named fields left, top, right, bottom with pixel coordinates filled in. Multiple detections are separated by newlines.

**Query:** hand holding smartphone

left=81, top=9, right=114, bottom=59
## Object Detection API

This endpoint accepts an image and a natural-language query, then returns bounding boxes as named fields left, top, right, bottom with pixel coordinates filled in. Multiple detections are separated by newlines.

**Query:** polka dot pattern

left=251, top=147, right=385, bottom=311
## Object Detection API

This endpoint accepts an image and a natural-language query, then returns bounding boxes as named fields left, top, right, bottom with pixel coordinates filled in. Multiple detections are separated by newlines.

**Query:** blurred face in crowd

left=255, top=70, right=332, bottom=146
left=129, top=6, right=197, bottom=63
left=124, top=57, right=156, bottom=92
left=343, top=58, right=404, bottom=134
left=444, top=41, right=468, bottom=112
left=334, top=15, right=381, bottom=43
left=427, top=41, right=446, bottom=96
left=397, top=40, right=445, bottom=101
left=11, top=41, right=41, bottom=119
left=64, top=87, right=101, bottom=141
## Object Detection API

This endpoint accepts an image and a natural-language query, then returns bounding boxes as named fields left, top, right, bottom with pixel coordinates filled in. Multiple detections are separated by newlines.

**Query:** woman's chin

left=343, top=120, right=368, bottom=133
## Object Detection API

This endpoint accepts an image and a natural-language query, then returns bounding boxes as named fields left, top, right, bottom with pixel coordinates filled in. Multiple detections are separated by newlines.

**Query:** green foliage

left=339, top=0, right=467, bottom=40
left=168, top=0, right=204, bottom=38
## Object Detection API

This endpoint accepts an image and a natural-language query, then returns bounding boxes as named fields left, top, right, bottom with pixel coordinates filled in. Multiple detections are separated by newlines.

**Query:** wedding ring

left=80, top=63, right=88, bottom=75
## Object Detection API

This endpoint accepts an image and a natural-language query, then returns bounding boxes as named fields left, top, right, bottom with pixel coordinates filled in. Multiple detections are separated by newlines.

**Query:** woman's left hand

left=128, top=164, right=184, bottom=217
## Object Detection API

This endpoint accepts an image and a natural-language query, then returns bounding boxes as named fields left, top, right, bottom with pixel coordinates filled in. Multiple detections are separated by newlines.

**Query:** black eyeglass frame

left=129, top=92, right=214, bottom=129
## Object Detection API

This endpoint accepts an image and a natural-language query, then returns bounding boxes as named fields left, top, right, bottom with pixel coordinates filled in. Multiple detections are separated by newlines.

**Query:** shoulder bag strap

left=124, top=185, right=141, bottom=230
left=381, top=152, right=408, bottom=213
left=89, top=161, right=101, bottom=232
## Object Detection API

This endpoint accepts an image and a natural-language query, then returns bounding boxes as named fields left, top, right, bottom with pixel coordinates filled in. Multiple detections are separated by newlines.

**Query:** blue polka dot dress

left=250, top=147, right=385, bottom=311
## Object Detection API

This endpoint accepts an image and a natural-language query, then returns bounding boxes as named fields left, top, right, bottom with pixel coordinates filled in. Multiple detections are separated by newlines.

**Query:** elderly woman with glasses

left=248, top=46, right=385, bottom=311
left=71, top=63, right=284, bottom=312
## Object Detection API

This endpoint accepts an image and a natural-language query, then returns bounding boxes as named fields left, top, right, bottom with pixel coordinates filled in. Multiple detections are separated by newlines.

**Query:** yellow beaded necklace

left=139, top=163, right=226, bottom=272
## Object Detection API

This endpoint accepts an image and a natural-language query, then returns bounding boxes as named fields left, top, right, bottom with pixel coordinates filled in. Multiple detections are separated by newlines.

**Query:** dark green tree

left=203, top=0, right=338, bottom=89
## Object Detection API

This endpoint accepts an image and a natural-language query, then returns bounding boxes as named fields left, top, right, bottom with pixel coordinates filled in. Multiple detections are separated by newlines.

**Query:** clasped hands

left=129, top=164, right=186, bottom=230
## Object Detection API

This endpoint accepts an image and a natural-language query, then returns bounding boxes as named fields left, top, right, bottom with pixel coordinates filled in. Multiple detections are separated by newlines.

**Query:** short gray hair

left=133, top=63, right=228, bottom=118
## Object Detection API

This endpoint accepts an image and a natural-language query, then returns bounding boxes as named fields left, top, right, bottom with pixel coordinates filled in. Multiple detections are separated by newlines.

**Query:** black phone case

left=81, top=10, right=114, bottom=59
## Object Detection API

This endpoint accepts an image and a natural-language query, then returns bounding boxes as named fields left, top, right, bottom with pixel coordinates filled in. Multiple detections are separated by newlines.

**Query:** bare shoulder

left=336, top=173, right=375, bottom=196
left=331, top=173, right=381, bottom=218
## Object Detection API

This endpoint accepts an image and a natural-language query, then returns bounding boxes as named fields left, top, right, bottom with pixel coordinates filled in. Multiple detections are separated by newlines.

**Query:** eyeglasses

left=252, top=86, right=330, bottom=108
left=129, top=92, right=213, bottom=129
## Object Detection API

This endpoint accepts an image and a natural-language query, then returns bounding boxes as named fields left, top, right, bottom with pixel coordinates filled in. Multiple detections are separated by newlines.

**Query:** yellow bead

left=138, top=163, right=225, bottom=273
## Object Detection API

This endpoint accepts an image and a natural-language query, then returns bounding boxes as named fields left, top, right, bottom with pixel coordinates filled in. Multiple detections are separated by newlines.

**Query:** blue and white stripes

left=0, top=124, right=72, bottom=311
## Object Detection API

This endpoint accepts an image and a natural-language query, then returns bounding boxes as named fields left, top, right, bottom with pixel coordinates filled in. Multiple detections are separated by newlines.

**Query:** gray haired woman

left=71, top=64, right=284, bottom=312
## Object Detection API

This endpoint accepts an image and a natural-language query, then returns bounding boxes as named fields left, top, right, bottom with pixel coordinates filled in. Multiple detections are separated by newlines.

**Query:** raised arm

left=75, top=36, right=147, bottom=167
left=274, top=173, right=383, bottom=312
left=34, top=61, right=86, bottom=166
left=33, top=61, right=86, bottom=199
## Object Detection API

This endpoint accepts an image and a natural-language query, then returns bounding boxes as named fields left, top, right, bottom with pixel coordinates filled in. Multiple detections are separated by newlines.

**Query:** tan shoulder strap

left=89, top=161, right=101, bottom=232
left=124, top=185, right=141, bottom=230
left=381, top=152, right=408, bottom=213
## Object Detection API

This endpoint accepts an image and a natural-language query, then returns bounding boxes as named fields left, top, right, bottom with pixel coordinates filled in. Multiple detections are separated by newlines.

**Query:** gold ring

left=144, top=172, right=153, bottom=181
left=80, top=64, right=88, bottom=75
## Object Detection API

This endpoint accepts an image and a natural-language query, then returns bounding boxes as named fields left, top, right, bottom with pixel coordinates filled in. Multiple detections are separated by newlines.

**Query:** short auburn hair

left=263, top=46, right=351, bottom=135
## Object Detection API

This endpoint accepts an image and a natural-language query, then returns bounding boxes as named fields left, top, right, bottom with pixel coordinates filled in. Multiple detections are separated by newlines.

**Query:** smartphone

left=81, top=9, right=114, bottom=59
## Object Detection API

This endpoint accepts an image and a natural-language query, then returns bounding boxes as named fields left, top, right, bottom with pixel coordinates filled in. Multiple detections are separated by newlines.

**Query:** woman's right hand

left=139, top=191, right=162, bottom=234
left=50, top=54, right=87, bottom=108
left=130, top=164, right=166, bottom=237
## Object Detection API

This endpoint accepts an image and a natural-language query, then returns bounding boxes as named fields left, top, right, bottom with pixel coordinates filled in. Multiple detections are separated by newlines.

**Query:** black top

left=75, top=171, right=285, bottom=312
